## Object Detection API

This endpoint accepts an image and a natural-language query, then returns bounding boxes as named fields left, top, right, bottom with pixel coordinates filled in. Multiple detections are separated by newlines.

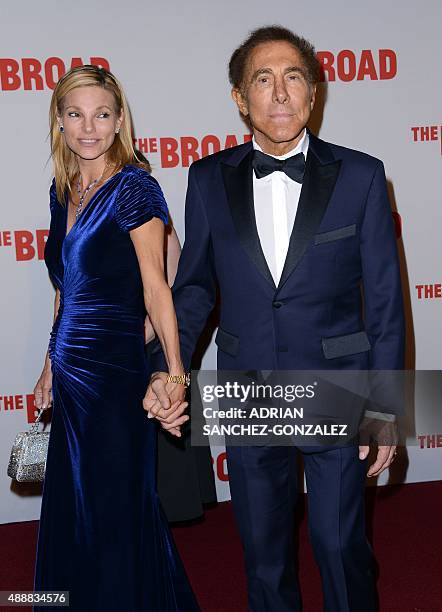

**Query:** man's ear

left=310, top=84, right=317, bottom=110
left=231, top=88, right=249, bottom=116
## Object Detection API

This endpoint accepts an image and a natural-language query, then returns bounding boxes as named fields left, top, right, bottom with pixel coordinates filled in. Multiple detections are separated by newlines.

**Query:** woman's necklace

left=75, top=163, right=110, bottom=220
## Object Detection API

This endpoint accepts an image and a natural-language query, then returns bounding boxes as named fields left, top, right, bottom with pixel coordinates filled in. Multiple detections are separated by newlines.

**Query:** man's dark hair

left=228, top=25, right=321, bottom=90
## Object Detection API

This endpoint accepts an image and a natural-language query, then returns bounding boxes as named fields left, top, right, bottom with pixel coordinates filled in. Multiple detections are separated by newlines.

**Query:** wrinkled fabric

left=34, top=165, right=200, bottom=612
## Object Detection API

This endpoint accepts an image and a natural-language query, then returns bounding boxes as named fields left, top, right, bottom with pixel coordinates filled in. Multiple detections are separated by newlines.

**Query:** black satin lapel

left=278, top=154, right=342, bottom=289
left=221, top=153, right=276, bottom=289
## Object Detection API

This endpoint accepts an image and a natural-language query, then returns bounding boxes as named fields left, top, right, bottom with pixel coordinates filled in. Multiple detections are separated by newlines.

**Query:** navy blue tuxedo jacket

left=151, top=132, right=405, bottom=376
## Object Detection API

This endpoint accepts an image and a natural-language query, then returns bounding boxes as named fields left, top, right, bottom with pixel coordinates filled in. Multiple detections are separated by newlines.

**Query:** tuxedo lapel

left=221, top=149, right=276, bottom=289
left=277, top=135, right=342, bottom=290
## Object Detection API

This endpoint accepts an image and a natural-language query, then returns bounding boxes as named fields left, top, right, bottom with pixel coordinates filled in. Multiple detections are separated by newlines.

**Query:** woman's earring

left=59, top=125, right=64, bottom=133
left=115, top=128, right=120, bottom=134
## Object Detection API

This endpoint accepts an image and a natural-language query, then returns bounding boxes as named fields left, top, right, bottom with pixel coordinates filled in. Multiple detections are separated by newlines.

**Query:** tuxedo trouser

left=226, top=444, right=377, bottom=612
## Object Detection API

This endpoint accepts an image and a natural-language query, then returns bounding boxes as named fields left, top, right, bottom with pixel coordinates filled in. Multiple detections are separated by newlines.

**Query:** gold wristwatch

left=166, top=373, right=191, bottom=387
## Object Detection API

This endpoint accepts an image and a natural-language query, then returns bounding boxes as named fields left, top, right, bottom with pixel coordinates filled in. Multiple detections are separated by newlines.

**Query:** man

left=146, top=26, right=404, bottom=611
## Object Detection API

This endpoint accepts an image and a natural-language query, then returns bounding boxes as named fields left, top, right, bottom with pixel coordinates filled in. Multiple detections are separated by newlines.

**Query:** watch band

left=166, top=373, right=191, bottom=387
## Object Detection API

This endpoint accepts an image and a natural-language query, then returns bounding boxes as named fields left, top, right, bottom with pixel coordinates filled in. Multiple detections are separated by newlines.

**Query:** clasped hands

left=143, top=372, right=189, bottom=437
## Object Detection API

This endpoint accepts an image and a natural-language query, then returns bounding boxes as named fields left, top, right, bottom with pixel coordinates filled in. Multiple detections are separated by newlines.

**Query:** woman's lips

left=78, top=139, right=100, bottom=146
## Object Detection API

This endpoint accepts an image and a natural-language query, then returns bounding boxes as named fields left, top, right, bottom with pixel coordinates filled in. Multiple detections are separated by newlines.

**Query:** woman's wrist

left=168, top=360, right=185, bottom=376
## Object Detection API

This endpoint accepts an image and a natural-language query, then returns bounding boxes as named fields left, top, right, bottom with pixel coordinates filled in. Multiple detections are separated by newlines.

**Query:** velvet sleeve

left=115, top=169, right=169, bottom=232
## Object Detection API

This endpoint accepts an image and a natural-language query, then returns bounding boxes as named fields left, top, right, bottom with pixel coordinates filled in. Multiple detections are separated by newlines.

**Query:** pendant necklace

left=75, top=163, right=110, bottom=220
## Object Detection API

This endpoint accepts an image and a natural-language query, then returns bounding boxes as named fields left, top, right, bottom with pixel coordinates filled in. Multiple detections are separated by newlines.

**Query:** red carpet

left=0, top=481, right=441, bottom=611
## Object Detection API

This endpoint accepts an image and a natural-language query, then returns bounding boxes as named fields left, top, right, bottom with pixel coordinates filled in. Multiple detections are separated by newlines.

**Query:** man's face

left=232, top=41, right=316, bottom=155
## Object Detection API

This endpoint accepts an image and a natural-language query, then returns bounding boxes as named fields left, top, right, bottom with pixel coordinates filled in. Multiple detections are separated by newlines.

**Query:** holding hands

left=143, top=372, right=190, bottom=437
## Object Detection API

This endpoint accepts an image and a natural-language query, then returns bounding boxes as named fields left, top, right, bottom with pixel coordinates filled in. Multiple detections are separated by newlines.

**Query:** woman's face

left=58, top=85, right=123, bottom=162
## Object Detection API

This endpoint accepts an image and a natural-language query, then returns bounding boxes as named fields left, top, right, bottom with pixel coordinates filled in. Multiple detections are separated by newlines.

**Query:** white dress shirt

left=252, top=129, right=309, bottom=285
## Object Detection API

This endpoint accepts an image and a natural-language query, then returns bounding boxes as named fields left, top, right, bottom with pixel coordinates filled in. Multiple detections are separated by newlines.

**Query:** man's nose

left=273, top=77, right=289, bottom=103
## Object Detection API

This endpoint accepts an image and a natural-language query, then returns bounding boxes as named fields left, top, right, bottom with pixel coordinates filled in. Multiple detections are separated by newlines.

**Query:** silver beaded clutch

left=7, top=408, right=50, bottom=482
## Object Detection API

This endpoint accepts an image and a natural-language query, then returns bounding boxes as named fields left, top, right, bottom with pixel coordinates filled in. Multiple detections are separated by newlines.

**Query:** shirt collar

left=252, top=128, right=309, bottom=160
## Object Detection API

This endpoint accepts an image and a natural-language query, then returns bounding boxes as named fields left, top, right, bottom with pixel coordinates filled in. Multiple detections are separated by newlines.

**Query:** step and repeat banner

left=0, top=0, right=440, bottom=522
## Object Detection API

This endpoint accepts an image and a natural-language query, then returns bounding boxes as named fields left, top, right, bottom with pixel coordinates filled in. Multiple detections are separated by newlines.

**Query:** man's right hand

left=143, top=372, right=189, bottom=437
left=34, top=360, right=53, bottom=410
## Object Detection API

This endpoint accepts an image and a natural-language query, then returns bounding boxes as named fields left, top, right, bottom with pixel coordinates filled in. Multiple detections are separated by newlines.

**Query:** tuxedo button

left=273, top=301, right=283, bottom=309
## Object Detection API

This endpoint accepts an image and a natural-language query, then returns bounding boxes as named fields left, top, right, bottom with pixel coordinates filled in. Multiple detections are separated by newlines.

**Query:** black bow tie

left=252, top=149, right=305, bottom=183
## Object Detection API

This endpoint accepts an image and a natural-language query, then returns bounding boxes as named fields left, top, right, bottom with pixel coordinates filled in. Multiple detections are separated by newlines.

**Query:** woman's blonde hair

left=49, top=65, right=147, bottom=203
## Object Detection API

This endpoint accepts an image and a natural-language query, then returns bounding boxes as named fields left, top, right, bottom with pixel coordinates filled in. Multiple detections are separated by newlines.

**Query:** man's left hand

left=359, top=416, right=399, bottom=477
left=359, top=444, right=397, bottom=477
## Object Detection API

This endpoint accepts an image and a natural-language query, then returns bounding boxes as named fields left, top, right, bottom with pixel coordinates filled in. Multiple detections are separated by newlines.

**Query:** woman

left=33, top=65, right=200, bottom=611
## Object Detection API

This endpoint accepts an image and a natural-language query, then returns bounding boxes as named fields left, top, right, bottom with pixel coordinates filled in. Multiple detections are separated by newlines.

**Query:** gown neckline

left=63, top=165, right=129, bottom=241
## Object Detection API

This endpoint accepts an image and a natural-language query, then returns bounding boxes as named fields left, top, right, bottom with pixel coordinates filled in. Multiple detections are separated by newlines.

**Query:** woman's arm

left=165, top=226, right=182, bottom=285
left=130, top=219, right=188, bottom=436
left=131, top=219, right=183, bottom=373
left=34, top=288, right=60, bottom=410
left=144, top=225, right=181, bottom=343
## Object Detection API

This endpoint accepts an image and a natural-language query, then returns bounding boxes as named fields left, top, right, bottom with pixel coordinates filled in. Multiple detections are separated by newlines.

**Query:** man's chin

left=254, top=128, right=306, bottom=147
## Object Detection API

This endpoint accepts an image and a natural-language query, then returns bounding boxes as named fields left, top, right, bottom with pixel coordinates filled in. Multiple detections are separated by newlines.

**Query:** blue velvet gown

left=33, top=166, right=200, bottom=612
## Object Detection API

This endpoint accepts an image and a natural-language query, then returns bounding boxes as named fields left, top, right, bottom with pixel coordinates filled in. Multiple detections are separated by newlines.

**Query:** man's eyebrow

left=284, top=66, right=307, bottom=77
left=250, top=66, right=307, bottom=81
left=250, top=67, right=273, bottom=81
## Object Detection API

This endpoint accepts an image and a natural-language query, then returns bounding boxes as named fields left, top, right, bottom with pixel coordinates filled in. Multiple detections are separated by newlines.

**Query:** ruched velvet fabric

left=33, top=166, right=200, bottom=611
